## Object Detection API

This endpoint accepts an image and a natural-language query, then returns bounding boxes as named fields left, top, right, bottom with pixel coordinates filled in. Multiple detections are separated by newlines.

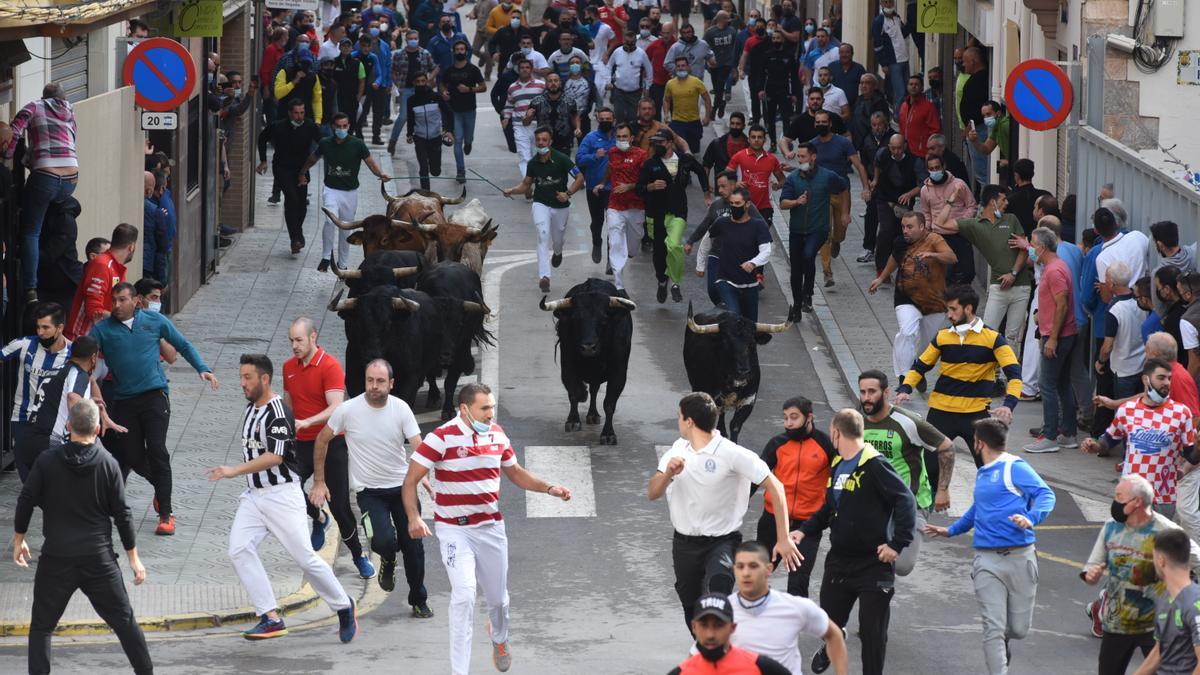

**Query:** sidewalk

left=0, top=154, right=388, bottom=635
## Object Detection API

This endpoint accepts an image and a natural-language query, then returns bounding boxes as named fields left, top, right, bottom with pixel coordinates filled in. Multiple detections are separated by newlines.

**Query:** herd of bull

left=323, top=183, right=799, bottom=441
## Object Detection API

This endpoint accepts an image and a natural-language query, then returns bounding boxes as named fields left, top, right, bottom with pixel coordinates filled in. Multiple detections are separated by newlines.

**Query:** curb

left=0, top=521, right=341, bottom=638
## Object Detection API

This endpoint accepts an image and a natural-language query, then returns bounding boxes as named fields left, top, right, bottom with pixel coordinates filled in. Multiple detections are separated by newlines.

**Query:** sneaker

left=831, top=241, right=841, bottom=258
left=801, top=302, right=814, bottom=313
left=491, top=628, right=512, bottom=672
left=1029, top=426, right=1043, bottom=438
left=671, top=284, right=682, bottom=302
left=1085, top=598, right=1103, bottom=638
left=1023, top=437, right=1060, bottom=454
left=856, top=249, right=875, bottom=263
left=810, top=644, right=831, bottom=674
left=551, top=252, right=562, bottom=268
left=616, top=289, right=630, bottom=299
left=317, top=259, right=330, bottom=273
left=219, top=236, right=234, bottom=248
left=337, top=599, right=358, bottom=643
left=464, top=142, right=472, bottom=155
left=539, top=277, right=550, bottom=293
left=456, top=173, right=467, bottom=184
left=1056, top=434, right=1080, bottom=449
left=824, top=274, right=835, bottom=288
left=591, top=242, right=602, bottom=264
left=290, top=241, right=303, bottom=255
left=379, top=559, right=396, bottom=592
left=657, top=280, right=668, bottom=303
left=311, top=510, right=330, bottom=550
left=386, top=141, right=396, bottom=155
left=267, top=195, right=280, bottom=205
left=155, top=515, right=176, bottom=536
left=354, top=555, right=376, bottom=579
left=411, top=602, right=434, bottom=619
left=243, top=615, right=288, bottom=640
left=1019, top=391, right=1042, bottom=402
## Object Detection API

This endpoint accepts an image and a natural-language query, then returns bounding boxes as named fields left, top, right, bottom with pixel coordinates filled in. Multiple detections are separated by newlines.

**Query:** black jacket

left=258, top=118, right=322, bottom=168
left=702, top=132, right=744, bottom=184
left=15, top=440, right=136, bottom=558
left=636, top=151, right=709, bottom=220
left=755, top=46, right=801, bottom=98
left=800, top=443, right=915, bottom=560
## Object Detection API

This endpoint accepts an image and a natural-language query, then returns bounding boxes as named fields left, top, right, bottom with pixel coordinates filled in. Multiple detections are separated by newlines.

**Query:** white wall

left=13, top=38, right=50, bottom=111
left=1124, top=2, right=1200, bottom=168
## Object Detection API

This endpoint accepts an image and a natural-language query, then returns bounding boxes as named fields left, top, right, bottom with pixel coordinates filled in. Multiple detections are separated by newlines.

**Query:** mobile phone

left=969, top=119, right=976, bottom=131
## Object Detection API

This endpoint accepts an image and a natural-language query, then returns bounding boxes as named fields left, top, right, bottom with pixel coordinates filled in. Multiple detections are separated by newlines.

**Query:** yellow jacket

left=274, top=68, right=323, bottom=123
left=485, top=2, right=525, bottom=36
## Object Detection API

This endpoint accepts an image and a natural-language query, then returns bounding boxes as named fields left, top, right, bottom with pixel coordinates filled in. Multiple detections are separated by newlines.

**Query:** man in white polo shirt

left=730, top=541, right=849, bottom=675
left=649, top=392, right=803, bottom=632
left=310, top=359, right=432, bottom=617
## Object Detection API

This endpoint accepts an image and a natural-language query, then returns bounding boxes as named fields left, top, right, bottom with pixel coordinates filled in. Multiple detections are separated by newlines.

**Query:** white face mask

left=147, top=301, right=162, bottom=313
left=616, top=140, right=631, bottom=151
left=797, top=162, right=812, bottom=172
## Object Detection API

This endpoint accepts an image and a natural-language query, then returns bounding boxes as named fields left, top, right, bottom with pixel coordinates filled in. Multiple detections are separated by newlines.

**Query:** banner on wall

left=172, top=0, right=224, bottom=38
left=918, top=0, right=958, bottom=35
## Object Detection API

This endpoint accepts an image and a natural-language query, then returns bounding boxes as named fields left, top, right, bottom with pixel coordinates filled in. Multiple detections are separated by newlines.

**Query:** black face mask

left=695, top=642, right=728, bottom=663
left=598, top=121, right=613, bottom=133
left=730, top=205, right=746, bottom=219
left=37, top=335, right=57, bottom=349
left=928, top=79, right=942, bottom=90
left=755, top=27, right=765, bottom=36
left=454, top=52, right=468, bottom=61
left=1111, top=500, right=1129, bottom=523
left=654, top=145, right=668, bottom=157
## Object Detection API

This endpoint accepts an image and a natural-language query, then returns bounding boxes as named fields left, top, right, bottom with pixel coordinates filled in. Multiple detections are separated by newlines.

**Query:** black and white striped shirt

left=240, top=395, right=300, bottom=489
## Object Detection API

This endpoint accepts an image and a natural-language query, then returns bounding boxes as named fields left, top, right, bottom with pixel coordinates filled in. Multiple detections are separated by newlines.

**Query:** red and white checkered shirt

left=7, top=98, right=78, bottom=169
left=1107, top=398, right=1195, bottom=505
left=413, top=416, right=516, bottom=527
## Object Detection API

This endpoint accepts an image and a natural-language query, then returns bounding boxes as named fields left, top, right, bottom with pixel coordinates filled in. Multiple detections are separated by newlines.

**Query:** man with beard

left=312, top=360, right=432, bottom=615
left=66, top=223, right=138, bottom=339
left=895, top=285, right=1021, bottom=464
left=3, top=303, right=72, bottom=468
left=525, top=72, right=580, bottom=154
left=668, top=594, right=792, bottom=674
left=779, top=143, right=848, bottom=313
left=701, top=111, right=747, bottom=187
left=753, top=30, right=800, bottom=152
left=209, top=354, right=358, bottom=642
left=857, top=370, right=954, bottom=578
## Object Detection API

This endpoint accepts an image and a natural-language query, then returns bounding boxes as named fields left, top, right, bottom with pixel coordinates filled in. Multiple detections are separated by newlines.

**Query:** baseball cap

left=339, top=37, right=353, bottom=46
left=651, top=128, right=673, bottom=142
left=693, top=594, right=734, bottom=623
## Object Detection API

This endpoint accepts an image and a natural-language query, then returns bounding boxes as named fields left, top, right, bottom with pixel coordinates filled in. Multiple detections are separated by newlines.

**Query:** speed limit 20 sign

left=141, top=111, right=179, bottom=130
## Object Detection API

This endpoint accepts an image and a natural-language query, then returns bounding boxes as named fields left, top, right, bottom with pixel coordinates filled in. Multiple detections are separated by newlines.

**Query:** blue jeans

left=452, top=110, right=476, bottom=175
left=388, top=87, right=415, bottom=144
left=356, top=485, right=428, bottom=606
left=1115, top=373, right=1142, bottom=400
left=887, top=61, right=909, bottom=110
left=669, top=120, right=702, bottom=155
left=967, top=123, right=990, bottom=187
left=21, top=171, right=77, bottom=290
left=788, top=227, right=828, bottom=306
left=716, top=281, right=760, bottom=321
left=1039, top=334, right=1077, bottom=438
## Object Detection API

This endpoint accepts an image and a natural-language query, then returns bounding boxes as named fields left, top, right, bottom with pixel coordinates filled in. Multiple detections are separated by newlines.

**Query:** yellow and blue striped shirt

left=900, top=318, right=1022, bottom=413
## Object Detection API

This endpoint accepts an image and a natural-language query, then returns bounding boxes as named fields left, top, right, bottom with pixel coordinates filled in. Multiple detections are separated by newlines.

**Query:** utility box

left=1156, top=0, right=1185, bottom=39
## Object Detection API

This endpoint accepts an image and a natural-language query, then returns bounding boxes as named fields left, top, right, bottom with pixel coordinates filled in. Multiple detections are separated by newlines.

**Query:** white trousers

left=321, top=186, right=356, bottom=264
left=1176, top=469, right=1200, bottom=546
left=228, top=482, right=351, bottom=616
left=982, top=283, right=1031, bottom=356
left=1020, top=292, right=1041, bottom=396
left=606, top=207, right=645, bottom=290
left=513, top=124, right=535, bottom=177
left=893, top=304, right=946, bottom=381
left=437, top=521, right=511, bottom=675
left=532, top=202, right=570, bottom=279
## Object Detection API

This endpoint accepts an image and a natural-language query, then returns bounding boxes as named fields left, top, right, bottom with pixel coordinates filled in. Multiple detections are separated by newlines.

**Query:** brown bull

left=382, top=184, right=498, bottom=274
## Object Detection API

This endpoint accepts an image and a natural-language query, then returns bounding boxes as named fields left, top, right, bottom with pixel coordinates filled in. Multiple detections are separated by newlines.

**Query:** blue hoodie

left=947, top=453, right=1056, bottom=549
left=576, top=128, right=615, bottom=189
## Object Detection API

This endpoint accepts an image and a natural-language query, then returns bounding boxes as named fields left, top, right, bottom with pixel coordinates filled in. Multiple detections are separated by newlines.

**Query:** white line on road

left=524, top=446, right=598, bottom=518
left=946, top=457, right=978, bottom=519
left=480, top=253, right=538, bottom=404
left=1068, top=492, right=1110, bottom=522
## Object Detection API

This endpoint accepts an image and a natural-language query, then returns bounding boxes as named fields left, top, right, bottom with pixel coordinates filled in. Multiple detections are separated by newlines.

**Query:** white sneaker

left=1023, top=437, right=1060, bottom=454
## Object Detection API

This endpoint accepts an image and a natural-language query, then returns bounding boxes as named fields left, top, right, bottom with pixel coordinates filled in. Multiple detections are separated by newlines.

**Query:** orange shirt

left=762, top=434, right=831, bottom=521
left=282, top=347, right=345, bottom=441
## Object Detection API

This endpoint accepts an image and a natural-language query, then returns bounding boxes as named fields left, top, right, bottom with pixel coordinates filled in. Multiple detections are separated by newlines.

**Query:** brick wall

left=220, top=6, right=255, bottom=231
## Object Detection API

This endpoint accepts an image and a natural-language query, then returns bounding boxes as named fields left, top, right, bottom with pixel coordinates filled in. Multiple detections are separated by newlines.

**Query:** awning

left=0, top=0, right=159, bottom=39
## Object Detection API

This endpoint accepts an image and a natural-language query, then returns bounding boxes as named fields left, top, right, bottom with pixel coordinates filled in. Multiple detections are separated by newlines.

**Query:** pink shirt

left=1037, top=257, right=1078, bottom=338
left=921, top=177, right=976, bottom=235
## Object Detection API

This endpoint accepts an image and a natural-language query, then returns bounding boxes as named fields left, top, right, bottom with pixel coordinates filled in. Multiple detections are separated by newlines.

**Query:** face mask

left=805, top=24, right=814, bottom=33
left=408, top=39, right=420, bottom=49
left=1027, top=246, right=1039, bottom=263
left=765, top=28, right=775, bottom=36
left=993, top=206, right=1004, bottom=217
left=536, top=146, right=550, bottom=155
left=511, top=18, right=521, bottom=28
left=455, top=52, right=468, bottom=61
left=234, top=88, right=242, bottom=98
left=640, top=28, right=651, bottom=38
left=443, top=25, right=453, bottom=34
left=784, top=424, right=810, bottom=442
left=783, top=8, right=794, bottom=16
left=334, top=127, right=349, bottom=139
left=291, top=119, right=304, bottom=127
left=883, top=6, right=896, bottom=15
left=147, top=301, right=162, bottom=313
left=730, top=205, right=746, bottom=219
left=1147, top=382, right=1170, bottom=405
left=928, top=79, right=941, bottom=90
left=695, top=642, right=727, bottom=662
left=521, top=46, right=533, bottom=56
left=37, top=335, right=57, bottom=349
left=929, top=170, right=946, bottom=183
left=598, top=121, right=613, bottom=133
left=755, top=27, right=765, bottom=36
left=616, top=140, right=631, bottom=151
left=369, top=26, right=381, bottom=36
left=502, top=2, right=512, bottom=8
left=798, top=161, right=812, bottom=172
left=983, top=116, right=998, bottom=129
left=1110, top=500, right=1129, bottom=523
left=814, top=125, right=830, bottom=136
left=747, top=18, right=757, bottom=27
left=676, top=69, right=689, bottom=79
left=654, top=145, right=668, bottom=157
left=465, top=410, right=491, bottom=434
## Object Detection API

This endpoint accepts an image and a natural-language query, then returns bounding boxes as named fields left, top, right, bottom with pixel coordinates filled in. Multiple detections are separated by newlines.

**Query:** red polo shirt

left=282, top=347, right=345, bottom=441
left=727, top=148, right=781, bottom=210
left=645, top=37, right=674, bottom=86
left=1171, top=361, right=1200, bottom=418
left=606, top=145, right=648, bottom=211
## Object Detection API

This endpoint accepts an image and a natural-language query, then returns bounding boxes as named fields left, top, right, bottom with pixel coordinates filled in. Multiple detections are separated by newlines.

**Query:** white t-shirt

left=592, top=22, right=617, bottom=66
left=1096, top=230, right=1149, bottom=286
left=729, top=591, right=830, bottom=675
left=819, top=85, right=848, bottom=113
left=811, top=49, right=840, bottom=84
left=327, top=394, right=422, bottom=491
left=657, top=431, right=769, bottom=536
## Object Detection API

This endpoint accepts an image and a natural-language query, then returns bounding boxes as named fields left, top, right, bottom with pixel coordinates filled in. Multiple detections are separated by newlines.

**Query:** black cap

left=693, top=594, right=734, bottom=623
left=339, top=37, right=353, bottom=46
left=651, top=128, right=673, bottom=142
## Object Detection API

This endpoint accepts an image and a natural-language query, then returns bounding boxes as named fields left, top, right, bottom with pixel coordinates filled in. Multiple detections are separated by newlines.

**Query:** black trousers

left=861, top=195, right=878, bottom=252
left=414, top=136, right=443, bottom=191
left=1098, top=631, right=1155, bottom=675
left=943, top=232, right=976, bottom=285
left=709, top=66, right=732, bottom=113
left=748, top=80, right=763, bottom=123
left=762, top=95, right=792, bottom=146
left=672, top=531, right=741, bottom=632
left=756, top=511, right=822, bottom=597
left=109, top=389, right=173, bottom=517
left=820, top=554, right=895, bottom=675
left=650, top=83, right=666, bottom=121
left=1092, top=337, right=1116, bottom=438
left=874, top=201, right=901, bottom=273
left=294, top=437, right=364, bottom=559
left=29, top=553, right=153, bottom=675
left=357, top=485, right=428, bottom=606
left=273, top=164, right=308, bottom=247
left=586, top=188, right=609, bottom=246
left=358, top=86, right=387, bottom=141
left=925, top=407, right=990, bottom=486
left=648, top=209, right=670, bottom=283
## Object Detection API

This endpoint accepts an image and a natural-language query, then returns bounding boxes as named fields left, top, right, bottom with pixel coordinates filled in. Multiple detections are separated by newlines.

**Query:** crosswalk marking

left=524, top=446, right=598, bottom=518
left=1067, top=492, right=1110, bottom=522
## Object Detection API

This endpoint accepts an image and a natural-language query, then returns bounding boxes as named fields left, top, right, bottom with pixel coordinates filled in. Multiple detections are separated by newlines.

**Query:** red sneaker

left=156, top=515, right=176, bottom=536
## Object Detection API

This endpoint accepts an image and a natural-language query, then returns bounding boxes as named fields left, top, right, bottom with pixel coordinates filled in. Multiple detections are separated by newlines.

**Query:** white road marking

left=480, top=252, right=538, bottom=404
left=946, top=457, right=978, bottom=519
left=1069, top=492, right=1111, bottom=523
left=524, top=446, right=598, bottom=518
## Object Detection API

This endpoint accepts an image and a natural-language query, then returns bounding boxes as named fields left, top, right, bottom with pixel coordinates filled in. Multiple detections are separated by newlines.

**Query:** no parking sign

left=1004, top=59, right=1074, bottom=131
left=122, top=38, right=197, bottom=112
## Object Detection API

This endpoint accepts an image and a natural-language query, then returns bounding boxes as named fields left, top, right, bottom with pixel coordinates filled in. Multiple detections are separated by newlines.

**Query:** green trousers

left=646, top=213, right=687, bottom=284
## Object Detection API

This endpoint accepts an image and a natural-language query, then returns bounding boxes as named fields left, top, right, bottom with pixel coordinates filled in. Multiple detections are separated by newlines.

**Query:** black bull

left=415, top=262, right=494, bottom=420
left=541, top=278, right=636, bottom=445
left=682, top=303, right=795, bottom=442
left=329, top=286, right=440, bottom=405
left=329, top=249, right=425, bottom=296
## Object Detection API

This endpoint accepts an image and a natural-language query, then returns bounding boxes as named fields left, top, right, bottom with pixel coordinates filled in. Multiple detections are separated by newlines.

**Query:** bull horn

left=463, top=300, right=491, bottom=314
left=328, top=290, right=358, bottom=313
left=417, top=220, right=439, bottom=233
left=686, top=301, right=719, bottom=334
left=393, top=266, right=420, bottom=279
left=391, top=296, right=421, bottom=312
left=326, top=289, right=344, bottom=312
left=609, top=296, right=637, bottom=310
left=539, top=296, right=573, bottom=311
left=380, top=180, right=401, bottom=203
left=391, top=218, right=417, bottom=228
left=330, top=264, right=362, bottom=280
left=322, top=207, right=364, bottom=231
left=755, top=306, right=797, bottom=334
left=440, top=187, right=467, bottom=205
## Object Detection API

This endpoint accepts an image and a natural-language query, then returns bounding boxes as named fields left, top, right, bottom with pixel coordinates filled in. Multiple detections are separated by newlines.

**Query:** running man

left=403, top=383, right=572, bottom=674
left=300, top=112, right=390, bottom=273
left=3, top=302, right=71, bottom=475
left=727, top=124, right=786, bottom=225
left=501, top=58, right=546, bottom=177
left=637, top=127, right=710, bottom=304
left=730, top=541, right=850, bottom=675
left=312, top=360, right=432, bottom=616
left=208, top=354, right=358, bottom=642
left=925, top=418, right=1055, bottom=675
left=597, top=122, right=649, bottom=297
left=502, top=125, right=585, bottom=294
left=669, top=594, right=793, bottom=674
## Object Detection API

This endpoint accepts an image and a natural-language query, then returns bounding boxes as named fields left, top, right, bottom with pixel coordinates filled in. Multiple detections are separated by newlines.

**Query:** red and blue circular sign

left=1004, top=59, right=1073, bottom=132
left=122, top=38, right=197, bottom=112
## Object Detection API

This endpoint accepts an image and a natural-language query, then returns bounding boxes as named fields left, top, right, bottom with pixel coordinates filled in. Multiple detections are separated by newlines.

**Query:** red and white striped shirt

left=413, top=417, right=516, bottom=527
